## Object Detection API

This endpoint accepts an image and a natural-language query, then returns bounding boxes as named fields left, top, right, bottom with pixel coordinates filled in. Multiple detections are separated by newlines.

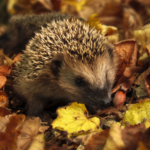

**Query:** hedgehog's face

left=50, top=48, right=118, bottom=111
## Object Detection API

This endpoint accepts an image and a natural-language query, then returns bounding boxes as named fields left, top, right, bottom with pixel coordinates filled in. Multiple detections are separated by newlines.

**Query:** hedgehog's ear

left=50, top=53, right=64, bottom=77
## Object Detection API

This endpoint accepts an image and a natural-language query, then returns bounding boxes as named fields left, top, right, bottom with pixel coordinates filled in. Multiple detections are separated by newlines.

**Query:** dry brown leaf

left=112, top=39, right=138, bottom=93
left=17, top=117, right=47, bottom=150
left=121, top=124, right=145, bottom=150
left=115, top=40, right=138, bottom=78
left=0, top=91, right=9, bottom=107
left=84, top=129, right=109, bottom=150
left=0, top=114, right=25, bottom=150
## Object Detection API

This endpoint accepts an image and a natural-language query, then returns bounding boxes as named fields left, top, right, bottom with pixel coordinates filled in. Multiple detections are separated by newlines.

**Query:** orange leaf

left=0, top=76, right=7, bottom=89
left=0, top=91, right=9, bottom=107
left=0, top=65, right=10, bottom=76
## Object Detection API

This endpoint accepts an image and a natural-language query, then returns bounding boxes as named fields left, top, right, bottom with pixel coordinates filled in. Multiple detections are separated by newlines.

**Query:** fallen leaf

left=122, top=99, right=150, bottom=126
left=103, top=122, right=125, bottom=150
left=84, top=129, right=109, bottom=150
left=87, top=13, right=118, bottom=36
left=0, top=76, right=7, bottom=89
left=112, top=39, right=138, bottom=93
left=0, top=113, right=25, bottom=150
left=0, top=107, right=11, bottom=118
left=27, top=133, right=45, bottom=150
left=121, top=124, right=145, bottom=150
left=135, top=67, right=150, bottom=98
left=0, top=65, right=11, bottom=76
left=52, top=102, right=101, bottom=137
left=0, top=91, right=9, bottom=107
left=62, top=0, right=87, bottom=12
left=134, top=26, right=150, bottom=65
left=17, top=117, right=44, bottom=150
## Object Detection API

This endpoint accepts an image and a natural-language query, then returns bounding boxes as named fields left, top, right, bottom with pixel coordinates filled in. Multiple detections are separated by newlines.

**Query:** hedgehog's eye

left=75, top=77, right=86, bottom=86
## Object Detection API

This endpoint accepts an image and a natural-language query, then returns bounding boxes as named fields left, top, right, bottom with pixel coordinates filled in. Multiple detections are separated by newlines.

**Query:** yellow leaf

left=122, top=99, right=150, bottom=126
left=52, top=102, right=101, bottom=137
left=87, top=14, right=118, bottom=36
left=134, top=28, right=150, bottom=65
left=144, top=120, right=150, bottom=128
left=63, top=0, right=87, bottom=12
left=7, top=0, right=18, bottom=14
left=138, top=52, right=148, bottom=66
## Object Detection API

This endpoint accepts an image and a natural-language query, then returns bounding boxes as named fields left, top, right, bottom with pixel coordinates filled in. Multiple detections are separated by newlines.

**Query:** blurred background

left=0, top=0, right=150, bottom=40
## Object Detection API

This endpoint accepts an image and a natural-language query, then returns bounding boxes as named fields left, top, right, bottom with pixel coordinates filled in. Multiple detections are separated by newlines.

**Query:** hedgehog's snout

left=103, top=97, right=111, bottom=105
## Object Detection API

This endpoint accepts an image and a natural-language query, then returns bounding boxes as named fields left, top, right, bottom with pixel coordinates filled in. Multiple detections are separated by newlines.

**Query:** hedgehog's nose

left=103, top=98, right=111, bottom=108
left=104, top=98, right=111, bottom=105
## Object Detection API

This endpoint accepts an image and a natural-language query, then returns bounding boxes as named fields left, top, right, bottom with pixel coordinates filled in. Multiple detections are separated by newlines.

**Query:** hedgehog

left=1, top=13, right=119, bottom=116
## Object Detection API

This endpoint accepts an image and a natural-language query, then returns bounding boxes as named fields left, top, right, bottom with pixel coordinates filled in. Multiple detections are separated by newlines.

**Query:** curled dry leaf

left=0, top=91, right=9, bottom=107
left=112, top=39, right=138, bottom=93
left=113, top=91, right=126, bottom=107
left=115, top=40, right=138, bottom=79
